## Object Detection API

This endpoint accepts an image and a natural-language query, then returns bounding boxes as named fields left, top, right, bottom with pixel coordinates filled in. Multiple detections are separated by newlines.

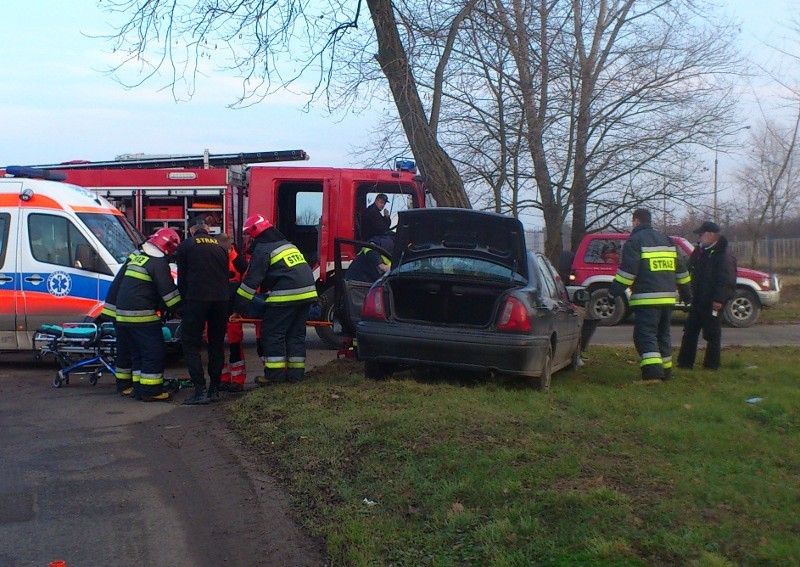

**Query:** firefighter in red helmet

left=235, top=214, right=318, bottom=385
left=104, top=228, right=182, bottom=401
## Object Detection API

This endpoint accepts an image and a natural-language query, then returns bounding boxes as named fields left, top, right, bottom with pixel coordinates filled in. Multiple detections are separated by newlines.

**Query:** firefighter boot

left=207, top=381, right=221, bottom=402
left=183, top=386, right=210, bottom=405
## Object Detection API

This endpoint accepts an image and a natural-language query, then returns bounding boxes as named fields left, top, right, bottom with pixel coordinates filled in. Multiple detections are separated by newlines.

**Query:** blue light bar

left=5, top=166, right=67, bottom=181
left=395, top=159, right=416, bottom=173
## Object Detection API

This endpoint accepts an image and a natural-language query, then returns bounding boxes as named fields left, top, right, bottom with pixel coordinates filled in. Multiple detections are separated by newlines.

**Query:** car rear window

left=397, top=256, right=527, bottom=284
left=583, top=238, right=622, bottom=264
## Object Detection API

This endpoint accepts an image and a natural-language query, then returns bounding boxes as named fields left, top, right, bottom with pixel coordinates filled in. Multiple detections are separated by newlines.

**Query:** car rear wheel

left=533, top=343, right=553, bottom=391
left=589, top=288, right=626, bottom=326
left=723, top=289, right=760, bottom=328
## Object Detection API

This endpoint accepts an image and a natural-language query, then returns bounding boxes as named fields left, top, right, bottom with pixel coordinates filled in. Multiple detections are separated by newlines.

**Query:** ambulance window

left=28, top=214, right=104, bottom=273
left=0, top=213, right=9, bottom=268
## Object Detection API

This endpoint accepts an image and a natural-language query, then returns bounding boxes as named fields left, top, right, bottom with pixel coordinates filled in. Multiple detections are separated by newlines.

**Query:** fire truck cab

left=40, top=151, right=427, bottom=348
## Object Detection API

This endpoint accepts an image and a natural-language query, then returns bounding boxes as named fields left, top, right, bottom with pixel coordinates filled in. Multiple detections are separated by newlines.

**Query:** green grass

left=227, top=347, right=800, bottom=566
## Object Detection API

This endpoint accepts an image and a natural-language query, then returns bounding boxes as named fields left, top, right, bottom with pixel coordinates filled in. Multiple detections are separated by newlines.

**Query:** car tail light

left=496, top=297, right=531, bottom=331
left=362, top=286, right=387, bottom=320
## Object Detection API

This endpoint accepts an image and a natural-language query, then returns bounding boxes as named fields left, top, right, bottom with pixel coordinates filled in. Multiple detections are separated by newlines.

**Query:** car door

left=535, top=254, right=579, bottom=365
left=0, top=210, right=19, bottom=349
left=20, top=211, right=102, bottom=331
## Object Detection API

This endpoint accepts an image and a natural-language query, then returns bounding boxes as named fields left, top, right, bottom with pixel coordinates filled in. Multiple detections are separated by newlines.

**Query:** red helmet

left=242, top=214, right=273, bottom=239
left=148, top=228, right=181, bottom=255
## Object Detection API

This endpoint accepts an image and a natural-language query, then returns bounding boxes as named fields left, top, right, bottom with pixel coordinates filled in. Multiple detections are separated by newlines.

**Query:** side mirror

left=572, top=288, right=590, bottom=306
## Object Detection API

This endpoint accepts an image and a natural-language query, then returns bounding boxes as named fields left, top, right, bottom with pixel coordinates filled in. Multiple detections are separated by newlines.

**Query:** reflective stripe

left=265, top=361, right=288, bottom=369
left=116, top=313, right=161, bottom=323
left=270, top=245, right=307, bottom=267
left=640, top=352, right=663, bottom=367
left=163, top=289, right=181, bottom=306
left=641, top=246, right=676, bottom=254
left=101, top=307, right=116, bottom=318
left=663, top=358, right=673, bottom=369
left=628, top=297, right=676, bottom=307
left=617, top=269, right=636, bottom=281
left=116, top=308, right=158, bottom=316
left=359, top=247, right=391, bottom=267
left=124, top=269, right=153, bottom=282
left=288, top=356, right=305, bottom=369
left=676, top=271, right=691, bottom=285
left=115, top=369, right=132, bottom=380
left=615, top=273, right=634, bottom=286
left=139, top=372, right=164, bottom=386
left=266, top=290, right=318, bottom=303
left=132, top=372, right=141, bottom=384
left=640, top=250, right=677, bottom=259
left=237, top=285, right=255, bottom=300
left=287, top=361, right=305, bottom=369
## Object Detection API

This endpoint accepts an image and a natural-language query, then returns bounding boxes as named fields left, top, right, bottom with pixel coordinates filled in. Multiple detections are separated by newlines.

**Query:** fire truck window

left=0, top=213, right=9, bottom=269
left=28, top=214, right=96, bottom=272
left=296, top=192, right=323, bottom=226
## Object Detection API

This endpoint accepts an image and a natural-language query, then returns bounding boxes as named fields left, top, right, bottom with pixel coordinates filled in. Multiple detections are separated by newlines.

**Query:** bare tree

left=99, top=0, right=471, bottom=207
left=733, top=113, right=800, bottom=264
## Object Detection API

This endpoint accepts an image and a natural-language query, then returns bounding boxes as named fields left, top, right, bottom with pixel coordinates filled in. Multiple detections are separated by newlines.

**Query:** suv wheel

left=589, top=288, right=627, bottom=326
left=722, top=289, right=760, bottom=328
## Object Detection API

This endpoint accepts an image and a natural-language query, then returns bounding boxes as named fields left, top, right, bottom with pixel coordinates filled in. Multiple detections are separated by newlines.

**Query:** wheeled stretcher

left=33, top=322, right=185, bottom=390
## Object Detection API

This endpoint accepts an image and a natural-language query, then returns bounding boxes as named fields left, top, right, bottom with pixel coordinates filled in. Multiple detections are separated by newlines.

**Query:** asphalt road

left=0, top=325, right=796, bottom=566
left=592, top=321, right=800, bottom=346
left=0, top=332, right=333, bottom=567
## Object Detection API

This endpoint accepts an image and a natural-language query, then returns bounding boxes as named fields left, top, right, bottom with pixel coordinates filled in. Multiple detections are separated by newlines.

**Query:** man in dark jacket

left=677, top=221, right=737, bottom=370
left=177, top=215, right=231, bottom=405
left=360, top=193, right=391, bottom=242
left=235, top=214, right=318, bottom=385
left=608, top=209, right=692, bottom=380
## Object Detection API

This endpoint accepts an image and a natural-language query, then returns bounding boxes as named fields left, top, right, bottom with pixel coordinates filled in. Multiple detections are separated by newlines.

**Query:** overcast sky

left=0, top=1, right=797, bottom=224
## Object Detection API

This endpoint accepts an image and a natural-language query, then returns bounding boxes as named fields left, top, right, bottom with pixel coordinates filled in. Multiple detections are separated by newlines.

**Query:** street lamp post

left=713, top=125, right=751, bottom=222
left=713, top=147, right=719, bottom=221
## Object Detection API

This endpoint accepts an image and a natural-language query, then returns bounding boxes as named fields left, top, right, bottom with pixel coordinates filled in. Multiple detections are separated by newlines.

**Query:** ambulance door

left=0, top=210, right=19, bottom=349
left=20, top=211, right=102, bottom=333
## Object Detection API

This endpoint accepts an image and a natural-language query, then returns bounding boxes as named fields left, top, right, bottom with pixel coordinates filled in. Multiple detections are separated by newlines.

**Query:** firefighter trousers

left=116, top=323, right=165, bottom=399
left=677, top=306, right=722, bottom=370
left=260, top=304, right=310, bottom=383
left=632, top=306, right=673, bottom=379
left=181, top=300, right=228, bottom=390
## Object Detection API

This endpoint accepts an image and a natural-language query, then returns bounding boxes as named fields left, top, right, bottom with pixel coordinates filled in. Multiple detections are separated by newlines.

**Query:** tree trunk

left=367, top=0, right=471, bottom=208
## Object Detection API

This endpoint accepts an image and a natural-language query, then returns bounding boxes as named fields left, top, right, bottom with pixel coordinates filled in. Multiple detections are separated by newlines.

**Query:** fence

left=727, top=238, right=800, bottom=272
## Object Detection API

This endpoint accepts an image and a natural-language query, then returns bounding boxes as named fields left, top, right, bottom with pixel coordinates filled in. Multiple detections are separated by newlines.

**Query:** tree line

left=100, top=0, right=797, bottom=263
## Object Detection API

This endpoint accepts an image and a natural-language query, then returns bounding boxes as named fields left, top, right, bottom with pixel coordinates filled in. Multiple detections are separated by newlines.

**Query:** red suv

left=568, top=233, right=781, bottom=328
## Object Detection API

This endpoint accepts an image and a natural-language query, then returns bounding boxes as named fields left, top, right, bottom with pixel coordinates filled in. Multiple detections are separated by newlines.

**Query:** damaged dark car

left=356, top=208, right=586, bottom=390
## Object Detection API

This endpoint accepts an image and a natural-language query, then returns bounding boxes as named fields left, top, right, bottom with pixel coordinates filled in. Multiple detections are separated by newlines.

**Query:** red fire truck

left=33, top=150, right=428, bottom=348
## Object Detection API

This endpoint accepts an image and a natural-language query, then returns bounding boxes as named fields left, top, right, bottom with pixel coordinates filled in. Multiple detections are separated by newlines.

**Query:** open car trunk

left=388, top=276, right=517, bottom=327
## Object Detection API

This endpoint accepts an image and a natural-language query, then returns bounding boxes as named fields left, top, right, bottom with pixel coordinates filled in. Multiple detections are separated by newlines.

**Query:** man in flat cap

left=677, top=221, right=737, bottom=371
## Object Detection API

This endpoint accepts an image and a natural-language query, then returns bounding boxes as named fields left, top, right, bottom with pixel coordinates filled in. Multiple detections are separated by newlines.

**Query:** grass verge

left=227, top=347, right=800, bottom=566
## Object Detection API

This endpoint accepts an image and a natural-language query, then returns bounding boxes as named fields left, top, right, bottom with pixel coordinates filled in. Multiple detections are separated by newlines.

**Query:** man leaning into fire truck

left=235, top=214, right=318, bottom=385
left=103, top=228, right=183, bottom=401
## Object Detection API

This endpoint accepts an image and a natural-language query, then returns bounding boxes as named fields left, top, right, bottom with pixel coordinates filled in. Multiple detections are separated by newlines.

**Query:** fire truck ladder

left=28, top=149, right=309, bottom=170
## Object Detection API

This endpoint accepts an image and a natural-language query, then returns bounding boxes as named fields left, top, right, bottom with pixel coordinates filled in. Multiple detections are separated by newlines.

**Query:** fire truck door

left=0, top=210, right=19, bottom=349
left=20, top=211, right=102, bottom=332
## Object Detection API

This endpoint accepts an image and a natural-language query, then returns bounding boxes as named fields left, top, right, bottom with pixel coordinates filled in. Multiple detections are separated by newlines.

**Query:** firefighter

left=217, top=233, right=250, bottom=392
left=234, top=214, right=318, bottom=385
left=102, top=250, right=137, bottom=396
left=607, top=208, right=691, bottom=380
left=108, top=228, right=182, bottom=401
left=177, top=215, right=231, bottom=405
left=346, top=233, right=394, bottom=283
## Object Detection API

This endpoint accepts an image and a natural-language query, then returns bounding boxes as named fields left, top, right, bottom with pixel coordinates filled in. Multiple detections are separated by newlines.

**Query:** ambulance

left=0, top=167, right=143, bottom=350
